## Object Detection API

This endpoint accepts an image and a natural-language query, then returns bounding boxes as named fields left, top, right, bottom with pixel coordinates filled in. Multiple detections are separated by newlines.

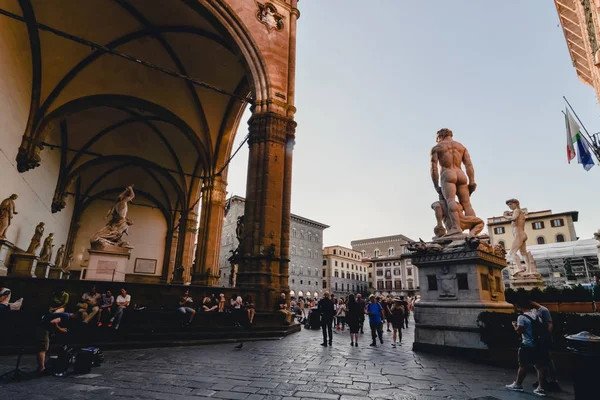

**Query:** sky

left=225, top=0, right=600, bottom=248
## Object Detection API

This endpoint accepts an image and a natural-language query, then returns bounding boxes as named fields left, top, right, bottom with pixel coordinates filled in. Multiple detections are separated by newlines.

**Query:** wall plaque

left=97, top=260, right=117, bottom=275
left=134, top=258, right=157, bottom=274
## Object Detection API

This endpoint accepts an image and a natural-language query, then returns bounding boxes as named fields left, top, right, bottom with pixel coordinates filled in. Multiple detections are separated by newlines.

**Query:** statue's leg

left=441, top=173, right=461, bottom=235
left=456, top=182, right=476, bottom=217
left=520, top=242, right=531, bottom=273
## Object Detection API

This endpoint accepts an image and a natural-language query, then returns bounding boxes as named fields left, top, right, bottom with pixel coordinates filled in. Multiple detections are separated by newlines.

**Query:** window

left=377, top=281, right=384, bottom=290
left=322, top=260, right=327, bottom=266
left=384, top=270, right=391, bottom=279
left=334, top=271, right=339, bottom=278
left=407, top=280, right=414, bottom=290
left=308, top=249, right=313, bottom=258
left=315, top=234, right=319, bottom=242
left=333, top=249, right=336, bottom=255
left=376, top=262, right=383, bottom=267
left=498, top=241, right=505, bottom=248
left=300, top=230, right=305, bottom=239
left=556, top=234, right=565, bottom=243
left=493, top=227, right=505, bottom=234
left=368, top=272, right=372, bottom=278
left=394, top=280, right=402, bottom=289
left=299, top=247, right=303, bottom=256
left=361, top=250, right=366, bottom=257
left=480, top=274, right=489, bottom=291
left=388, top=247, right=395, bottom=256
left=291, top=246, right=296, bottom=255
left=323, top=281, right=327, bottom=288
left=308, top=267, right=312, bottom=276
left=407, top=268, right=412, bottom=276
left=341, top=272, right=345, bottom=279
left=335, top=282, right=338, bottom=290
left=551, top=219, right=564, bottom=227
left=300, top=280, right=303, bottom=284
left=537, top=236, right=546, bottom=245
left=308, top=232, right=312, bottom=241
left=292, top=279, right=295, bottom=284
left=335, top=260, right=338, bottom=267
left=300, top=266, right=304, bottom=275
left=457, top=273, right=468, bottom=290
left=374, top=249, right=380, bottom=257
left=393, top=268, right=400, bottom=276
left=292, top=228, right=297, bottom=238
left=376, top=270, right=383, bottom=276
left=308, top=281, right=311, bottom=285
left=532, top=221, right=545, bottom=230
left=385, top=281, right=392, bottom=290
left=427, top=275, right=438, bottom=291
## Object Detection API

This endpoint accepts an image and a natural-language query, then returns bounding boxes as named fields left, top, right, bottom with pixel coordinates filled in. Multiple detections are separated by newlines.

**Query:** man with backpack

left=505, top=298, right=548, bottom=397
left=530, top=301, right=560, bottom=392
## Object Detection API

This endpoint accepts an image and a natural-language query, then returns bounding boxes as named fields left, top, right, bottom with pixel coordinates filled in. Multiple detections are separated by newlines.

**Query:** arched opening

left=556, top=234, right=565, bottom=243
left=537, top=236, right=546, bottom=245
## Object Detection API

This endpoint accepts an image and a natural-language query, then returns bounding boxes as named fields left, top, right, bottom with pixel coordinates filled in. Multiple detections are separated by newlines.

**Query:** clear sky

left=225, top=0, right=600, bottom=247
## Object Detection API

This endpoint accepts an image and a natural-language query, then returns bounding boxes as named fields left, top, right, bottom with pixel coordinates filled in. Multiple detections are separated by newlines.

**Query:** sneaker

left=354, top=342, right=358, bottom=347
left=107, top=322, right=112, bottom=328
left=97, top=322, right=102, bottom=327
left=533, top=388, right=547, bottom=397
left=370, top=343, right=376, bottom=347
left=380, top=339, right=383, bottom=344
left=505, top=382, right=524, bottom=392
left=320, top=342, right=327, bottom=347
left=350, top=342, right=354, bottom=346
left=392, top=343, right=396, bottom=347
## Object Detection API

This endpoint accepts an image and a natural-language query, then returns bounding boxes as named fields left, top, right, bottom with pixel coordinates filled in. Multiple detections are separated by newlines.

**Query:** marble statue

left=90, top=186, right=135, bottom=251
left=432, top=199, right=484, bottom=239
left=26, top=222, right=45, bottom=254
left=504, top=199, right=536, bottom=276
left=54, top=244, right=65, bottom=267
left=594, top=229, right=600, bottom=243
left=0, top=194, right=18, bottom=240
left=430, top=128, right=478, bottom=238
left=39, top=233, right=54, bottom=262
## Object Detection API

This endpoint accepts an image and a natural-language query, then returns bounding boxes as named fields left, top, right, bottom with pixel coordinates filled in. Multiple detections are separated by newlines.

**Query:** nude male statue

left=430, top=129, right=477, bottom=236
left=504, top=199, right=533, bottom=275
left=0, top=194, right=18, bottom=240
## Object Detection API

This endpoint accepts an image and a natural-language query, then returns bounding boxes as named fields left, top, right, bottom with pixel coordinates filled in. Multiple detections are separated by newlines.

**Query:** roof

left=350, top=234, right=414, bottom=247
left=226, top=195, right=329, bottom=229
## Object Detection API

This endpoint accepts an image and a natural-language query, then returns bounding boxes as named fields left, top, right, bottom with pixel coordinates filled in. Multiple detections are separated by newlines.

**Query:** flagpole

left=563, top=96, right=600, bottom=161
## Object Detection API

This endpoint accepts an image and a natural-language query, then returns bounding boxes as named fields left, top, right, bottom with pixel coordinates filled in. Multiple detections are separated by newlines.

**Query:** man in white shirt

left=108, top=288, right=131, bottom=330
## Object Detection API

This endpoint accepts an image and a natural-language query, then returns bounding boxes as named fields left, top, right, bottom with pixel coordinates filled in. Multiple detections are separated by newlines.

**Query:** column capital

left=248, top=112, right=297, bottom=145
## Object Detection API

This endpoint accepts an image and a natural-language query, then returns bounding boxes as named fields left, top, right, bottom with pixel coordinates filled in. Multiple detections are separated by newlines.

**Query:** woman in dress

left=346, top=294, right=361, bottom=347
left=244, top=295, right=255, bottom=324
left=336, top=299, right=346, bottom=331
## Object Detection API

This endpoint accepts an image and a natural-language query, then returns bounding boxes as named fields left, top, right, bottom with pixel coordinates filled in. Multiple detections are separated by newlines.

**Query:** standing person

left=36, top=311, right=81, bottom=374
left=356, top=294, right=366, bottom=334
left=346, top=294, right=361, bottom=347
left=398, top=295, right=410, bottom=328
left=336, top=299, right=346, bottom=331
left=108, top=288, right=131, bottom=330
left=367, top=295, right=385, bottom=347
left=317, top=291, right=335, bottom=347
left=382, top=297, right=392, bottom=332
left=592, top=275, right=600, bottom=312
left=97, top=289, right=114, bottom=327
left=505, top=298, right=547, bottom=397
left=530, top=300, right=560, bottom=392
left=177, top=289, right=196, bottom=326
left=390, top=299, right=405, bottom=347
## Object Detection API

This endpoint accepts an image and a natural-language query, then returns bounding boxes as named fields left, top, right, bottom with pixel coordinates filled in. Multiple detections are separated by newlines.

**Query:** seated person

left=178, top=289, right=196, bottom=325
left=244, top=295, right=255, bottom=325
left=218, top=293, right=226, bottom=312
left=97, top=289, right=114, bottom=327
left=80, top=285, right=101, bottom=324
left=108, top=288, right=130, bottom=330
left=36, top=311, right=81, bottom=375
left=49, top=286, right=69, bottom=313
left=0, top=287, right=10, bottom=318
left=277, top=292, right=292, bottom=324
left=202, top=296, right=218, bottom=312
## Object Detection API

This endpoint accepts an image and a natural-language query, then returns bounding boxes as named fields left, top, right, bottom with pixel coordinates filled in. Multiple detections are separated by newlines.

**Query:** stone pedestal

left=35, top=261, right=51, bottom=278
left=10, top=252, right=38, bottom=277
left=510, top=273, right=544, bottom=290
left=48, top=267, right=63, bottom=279
left=0, top=239, right=15, bottom=276
left=410, top=245, right=514, bottom=353
left=85, top=249, right=130, bottom=282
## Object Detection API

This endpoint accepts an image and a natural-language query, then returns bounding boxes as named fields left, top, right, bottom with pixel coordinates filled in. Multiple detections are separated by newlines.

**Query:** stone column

left=182, top=205, right=199, bottom=282
left=279, top=133, right=296, bottom=293
left=236, top=112, right=296, bottom=310
left=192, top=175, right=227, bottom=286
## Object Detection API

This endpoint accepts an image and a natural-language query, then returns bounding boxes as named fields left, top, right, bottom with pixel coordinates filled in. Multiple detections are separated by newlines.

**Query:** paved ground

left=0, top=320, right=574, bottom=399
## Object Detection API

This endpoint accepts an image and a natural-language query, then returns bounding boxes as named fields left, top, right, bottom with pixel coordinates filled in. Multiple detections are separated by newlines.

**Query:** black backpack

left=523, top=314, right=549, bottom=347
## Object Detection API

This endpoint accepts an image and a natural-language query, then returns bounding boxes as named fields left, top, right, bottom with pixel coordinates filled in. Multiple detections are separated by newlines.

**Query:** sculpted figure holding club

left=430, top=129, right=478, bottom=237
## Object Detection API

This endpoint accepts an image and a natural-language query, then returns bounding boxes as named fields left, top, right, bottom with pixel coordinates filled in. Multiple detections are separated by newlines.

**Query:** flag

left=565, top=107, right=595, bottom=171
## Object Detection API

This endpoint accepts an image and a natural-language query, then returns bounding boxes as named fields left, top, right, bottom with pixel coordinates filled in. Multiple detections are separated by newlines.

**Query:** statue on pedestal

left=0, top=194, right=18, bottom=240
left=26, top=222, right=45, bottom=254
left=54, top=244, right=65, bottom=267
left=39, top=233, right=54, bottom=262
left=504, top=199, right=537, bottom=277
left=91, top=186, right=135, bottom=251
left=430, top=129, right=481, bottom=240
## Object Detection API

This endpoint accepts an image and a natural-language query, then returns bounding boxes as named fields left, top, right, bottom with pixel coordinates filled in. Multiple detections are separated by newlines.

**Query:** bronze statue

left=0, top=194, right=18, bottom=240
left=26, top=222, right=45, bottom=254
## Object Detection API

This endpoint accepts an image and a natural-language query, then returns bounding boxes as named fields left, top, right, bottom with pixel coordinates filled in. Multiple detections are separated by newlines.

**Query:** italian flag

left=565, top=107, right=595, bottom=171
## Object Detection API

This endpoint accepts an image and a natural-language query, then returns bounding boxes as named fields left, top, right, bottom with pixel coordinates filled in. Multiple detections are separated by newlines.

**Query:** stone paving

left=0, top=320, right=574, bottom=399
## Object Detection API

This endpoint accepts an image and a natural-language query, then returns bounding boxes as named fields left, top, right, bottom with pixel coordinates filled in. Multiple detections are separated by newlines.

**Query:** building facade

left=322, top=246, right=370, bottom=298
left=219, top=196, right=328, bottom=299
left=351, top=234, right=418, bottom=297
left=487, top=209, right=578, bottom=249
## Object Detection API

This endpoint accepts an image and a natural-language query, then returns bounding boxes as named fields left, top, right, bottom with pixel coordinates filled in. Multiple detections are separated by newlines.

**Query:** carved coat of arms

left=255, top=1, right=284, bottom=32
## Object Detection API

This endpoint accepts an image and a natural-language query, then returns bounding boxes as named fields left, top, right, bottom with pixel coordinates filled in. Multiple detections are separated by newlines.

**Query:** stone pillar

left=236, top=113, right=296, bottom=310
left=279, top=134, right=296, bottom=294
left=192, top=175, right=227, bottom=286
left=182, top=205, right=199, bottom=282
